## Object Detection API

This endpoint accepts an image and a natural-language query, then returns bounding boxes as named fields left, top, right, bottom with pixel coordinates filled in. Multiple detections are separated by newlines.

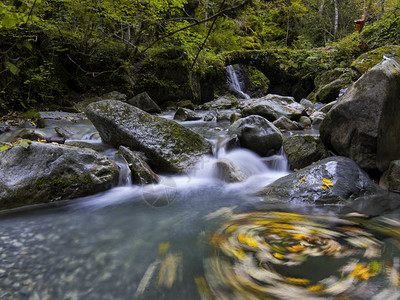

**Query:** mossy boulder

left=351, top=45, right=400, bottom=75
left=283, top=135, right=329, bottom=170
left=380, top=160, right=400, bottom=192
left=127, top=92, right=161, bottom=114
left=118, top=146, right=159, bottom=184
left=86, top=100, right=212, bottom=173
left=173, top=108, right=202, bottom=121
left=310, top=68, right=359, bottom=103
left=0, top=142, right=119, bottom=210
left=255, top=156, right=383, bottom=205
left=320, top=59, right=400, bottom=172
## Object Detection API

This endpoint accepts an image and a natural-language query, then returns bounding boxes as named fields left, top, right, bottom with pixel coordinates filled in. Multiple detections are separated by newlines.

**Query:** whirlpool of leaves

left=204, top=211, right=400, bottom=300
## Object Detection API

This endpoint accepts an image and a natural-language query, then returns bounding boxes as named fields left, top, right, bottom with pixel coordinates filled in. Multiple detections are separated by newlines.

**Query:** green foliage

left=0, top=139, right=31, bottom=152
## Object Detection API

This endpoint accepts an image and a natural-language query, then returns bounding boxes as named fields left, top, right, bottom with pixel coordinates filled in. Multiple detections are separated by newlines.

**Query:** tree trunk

left=334, top=0, right=339, bottom=37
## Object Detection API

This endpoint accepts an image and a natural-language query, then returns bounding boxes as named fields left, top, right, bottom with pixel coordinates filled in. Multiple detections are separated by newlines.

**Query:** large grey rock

left=255, top=156, right=383, bottom=205
left=320, top=59, right=400, bottom=172
left=86, top=100, right=212, bottom=173
left=240, top=94, right=305, bottom=121
left=127, top=92, right=161, bottom=113
left=201, top=97, right=239, bottom=110
left=118, top=146, right=159, bottom=184
left=283, top=135, right=329, bottom=170
left=228, top=115, right=283, bottom=156
left=0, top=142, right=119, bottom=210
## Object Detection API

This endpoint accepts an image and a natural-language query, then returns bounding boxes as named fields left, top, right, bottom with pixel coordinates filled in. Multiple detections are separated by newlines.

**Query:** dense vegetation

left=1, top=0, right=399, bottom=112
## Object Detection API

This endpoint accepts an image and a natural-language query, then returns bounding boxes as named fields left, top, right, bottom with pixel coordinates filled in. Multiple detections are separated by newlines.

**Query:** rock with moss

left=310, top=68, right=359, bottom=104
left=283, top=135, right=329, bottom=170
left=127, top=92, right=161, bottom=114
left=380, top=160, right=400, bottom=192
left=240, top=94, right=305, bottom=121
left=118, top=146, right=159, bottom=184
left=176, top=100, right=195, bottom=110
left=351, top=45, right=400, bottom=75
left=320, top=59, right=400, bottom=172
left=255, top=156, right=383, bottom=205
left=173, top=108, right=202, bottom=121
left=86, top=100, right=212, bottom=173
left=201, top=96, right=239, bottom=110
left=228, top=115, right=283, bottom=156
left=0, top=142, right=119, bottom=210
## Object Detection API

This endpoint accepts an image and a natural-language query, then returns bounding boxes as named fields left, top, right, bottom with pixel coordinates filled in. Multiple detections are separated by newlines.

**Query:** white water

left=226, top=65, right=250, bottom=99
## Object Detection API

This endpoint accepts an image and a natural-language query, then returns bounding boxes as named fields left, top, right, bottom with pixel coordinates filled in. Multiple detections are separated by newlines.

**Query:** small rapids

left=1, top=112, right=400, bottom=300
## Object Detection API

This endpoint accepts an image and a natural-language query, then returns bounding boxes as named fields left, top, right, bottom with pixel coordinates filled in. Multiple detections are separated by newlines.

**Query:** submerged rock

left=320, top=59, right=400, bottom=172
left=86, top=100, right=212, bottom=173
left=0, top=142, right=119, bottom=210
left=216, top=158, right=251, bottom=183
left=240, top=94, right=305, bottom=121
left=283, top=135, right=329, bottom=170
left=118, top=146, right=159, bottom=184
left=256, top=156, right=382, bottom=205
left=228, top=115, right=283, bottom=156
left=127, top=92, right=161, bottom=114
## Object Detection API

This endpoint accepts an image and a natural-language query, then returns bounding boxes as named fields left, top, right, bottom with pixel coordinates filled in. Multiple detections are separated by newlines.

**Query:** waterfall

left=226, top=65, right=250, bottom=99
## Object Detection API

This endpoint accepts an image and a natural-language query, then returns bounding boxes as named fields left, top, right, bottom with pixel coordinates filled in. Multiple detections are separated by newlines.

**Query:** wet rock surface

left=86, top=100, right=212, bottom=173
left=228, top=115, right=283, bottom=156
left=283, top=135, right=329, bottom=170
left=256, top=156, right=385, bottom=205
left=320, top=59, right=400, bottom=172
left=0, top=142, right=119, bottom=210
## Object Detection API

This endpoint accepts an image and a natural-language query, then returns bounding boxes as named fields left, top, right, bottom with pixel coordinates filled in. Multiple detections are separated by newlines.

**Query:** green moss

left=351, top=46, right=398, bottom=74
left=34, top=173, right=93, bottom=193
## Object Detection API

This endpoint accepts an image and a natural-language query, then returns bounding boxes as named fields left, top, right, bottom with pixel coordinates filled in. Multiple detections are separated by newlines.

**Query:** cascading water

left=1, top=112, right=400, bottom=300
left=226, top=65, right=250, bottom=99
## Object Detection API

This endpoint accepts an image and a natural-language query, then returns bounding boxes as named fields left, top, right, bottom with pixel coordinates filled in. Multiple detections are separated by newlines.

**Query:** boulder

left=320, top=59, right=400, bottom=172
left=299, top=98, right=313, bottom=109
left=228, top=115, right=283, bottom=156
left=0, top=142, right=119, bottom=210
left=351, top=45, right=400, bottom=75
left=86, top=100, right=212, bottom=173
left=127, top=92, right=161, bottom=114
left=283, top=135, right=329, bottom=170
left=215, top=158, right=251, bottom=183
left=314, top=76, right=353, bottom=104
left=309, top=111, right=326, bottom=126
left=173, top=108, right=202, bottom=121
left=201, top=97, right=239, bottom=110
left=240, top=94, right=305, bottom=121
left=255, top=156, right=382, bottom=205
left=118, top=146, right=159, bottom=184
left=380, top=160, right=400, bottom=192
left=272, top=116, right=299, bottom=131
left=297, top=116, right=311, bottom=128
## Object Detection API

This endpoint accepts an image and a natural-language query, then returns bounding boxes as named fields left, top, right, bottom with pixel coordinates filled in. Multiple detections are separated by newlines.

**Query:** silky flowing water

left=1, top=113, right=400, bottom=300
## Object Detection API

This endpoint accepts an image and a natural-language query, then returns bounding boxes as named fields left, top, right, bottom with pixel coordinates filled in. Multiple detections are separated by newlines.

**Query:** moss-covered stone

left=0, top=142, right=119, bottom=210
left=351, top=46, right=400, bottom=75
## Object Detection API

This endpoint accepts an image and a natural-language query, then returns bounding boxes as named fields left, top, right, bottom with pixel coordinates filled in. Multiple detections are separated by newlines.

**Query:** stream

left=1, top=112, right=400, bottom=300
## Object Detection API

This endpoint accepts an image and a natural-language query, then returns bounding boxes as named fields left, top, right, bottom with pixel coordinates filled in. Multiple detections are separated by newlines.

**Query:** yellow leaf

left=158, top=242, right=170, bottom=257
left=298, top=176, right=307, bottom=183
left=194, top=276, right=213, bottom=300
left=307, top=284, right=324, bottom=292
left=287, top=245, right=307, bottom=252
left=273, top=252, right=284, bottom=259
left=232, top=248, right=247, bottom=260
left=321, top=178, right=333, bottom=187
left=285, top=276, right=311, bottom=285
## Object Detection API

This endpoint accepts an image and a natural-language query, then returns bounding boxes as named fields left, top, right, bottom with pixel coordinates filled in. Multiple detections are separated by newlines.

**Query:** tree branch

left=140, top=0, right=250, bottom=54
